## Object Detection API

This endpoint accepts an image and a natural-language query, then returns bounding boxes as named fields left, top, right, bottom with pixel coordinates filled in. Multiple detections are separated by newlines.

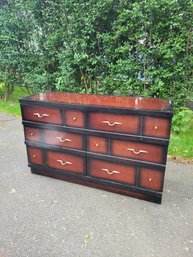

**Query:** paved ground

left=0, top=112, right=193, bottom=257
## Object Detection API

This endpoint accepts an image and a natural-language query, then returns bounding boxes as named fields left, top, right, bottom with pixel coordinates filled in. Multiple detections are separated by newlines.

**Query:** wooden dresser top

left=20, top=92, right=173, bottom=111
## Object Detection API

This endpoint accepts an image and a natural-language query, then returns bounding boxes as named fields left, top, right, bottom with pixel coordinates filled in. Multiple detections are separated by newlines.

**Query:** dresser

left=20, top=92, right=173, bottom=203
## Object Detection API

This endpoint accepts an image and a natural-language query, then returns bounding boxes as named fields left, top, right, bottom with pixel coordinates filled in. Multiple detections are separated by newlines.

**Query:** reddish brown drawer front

left=89, top=159, right=136, bottom=185
left=27, top=146, right=43, bottom=165
left=24, top=127, right=40, bottom=142
left=88, top=113, right=140, bottom=134
left=44, top=130, right=83, bottom=150
left=65, top=110, right=85, bottom=128
left=47, top=151, right=84, bottom=174
left=22, top=105, right=62, bottom=125
left=143, top=117, right=170, bottom=138
left=88, top=136, right=108, bottom=154
left=111, top=140, right=164, bottom=164
left=139, top=168, right=164, bottom=191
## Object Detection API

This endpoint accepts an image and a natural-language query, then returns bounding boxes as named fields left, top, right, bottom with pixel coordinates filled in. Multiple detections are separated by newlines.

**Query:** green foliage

left=169, top=123, right=193, bottom=159
left=0, top=0, right=193, bottom=107
left=0, top=86, right=29, bottom=116
left=172, top=108, right=193, bottom=134
left=0, top=81, right=14, bottom=100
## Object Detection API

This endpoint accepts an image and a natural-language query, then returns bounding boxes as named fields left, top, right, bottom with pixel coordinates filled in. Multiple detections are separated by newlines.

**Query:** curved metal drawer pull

left=101, top=168, right=120, bottom=175
left=57, top=160, right=72, bottom=165
left=56, top=137, right=72, bottom=143
left=102, top=121, right=122, bottom=127
left=127, top=148, right=148, bottom=155
left=33, top=113, right=50, bottom=118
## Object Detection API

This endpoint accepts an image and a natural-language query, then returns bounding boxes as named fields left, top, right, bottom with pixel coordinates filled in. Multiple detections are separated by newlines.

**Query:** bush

left=0, top=81, right=14, bottom=101
left=0, top=0, right=192, bottom=108
left=172, top=107, right=193, bottom=134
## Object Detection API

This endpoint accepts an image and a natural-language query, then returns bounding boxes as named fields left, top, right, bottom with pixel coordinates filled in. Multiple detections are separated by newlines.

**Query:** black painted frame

left=19, top=94, right=173, bottom=204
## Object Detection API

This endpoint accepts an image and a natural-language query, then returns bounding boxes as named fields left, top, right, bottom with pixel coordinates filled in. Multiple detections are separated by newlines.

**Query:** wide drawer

left=24, top=127, right=41, bottom=142
left=88, top=112, right=140, bottom=134
left=44, top=129, right=84, bottom=150
left=22, top=105, right=62, bottom=125
left=27, top=146, right=43, bottom=165
left=111, top=139, right=165, bottom=164
left=139, top=167, right=164, bottom=192
left=46, top=151, right=85, bottom=174
left=88, top=159, right=136, bottom=185
left=143, top=116, right=170, bottom=138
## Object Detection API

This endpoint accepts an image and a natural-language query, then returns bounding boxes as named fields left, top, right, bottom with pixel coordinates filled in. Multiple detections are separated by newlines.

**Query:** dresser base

left=31, top=166, right=162, bottom=204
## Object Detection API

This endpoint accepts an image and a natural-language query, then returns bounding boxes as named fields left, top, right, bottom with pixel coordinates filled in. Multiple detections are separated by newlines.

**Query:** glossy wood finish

left=111, top=139, right=164, bottom=164
left=87, top=136, right=108, bottom=154
left=27, top=146, right=43, bottom=165
left=22, top=105, right=62, bottom=125
left=65, top=110, right=85, bottom=128
left=143, top=117, right=170, bottom=138
left=44, top=129, right=83, bottom=150
left=46, top=151, right=85, bottom=174
left=25, top=92, right=171, bottom=111
left=20, top=92, right=173, bottom=204
left=88, top=113, right=140, bottom=134
left=24, top=127, right=40, bottom=142
left=139, top=168, right=164, bottom=191
left=89, top=159, right=136, bottom=185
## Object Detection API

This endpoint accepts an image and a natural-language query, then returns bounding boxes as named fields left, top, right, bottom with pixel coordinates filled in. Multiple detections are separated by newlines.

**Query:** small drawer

left=87, top=136, right=108, bottom=154
left=24, top=127, right=41, bottom=142
left=22, top=105, right=62, bottom=125
left=65, top=110, right=85, bottom=128
left=88, top=112, right=140, bottom=134
left=44, top=129, right=84, bottom=150
left=88, top=159, right=136, bottom=185
left=46, top=151, right=85, bottom=174
left=27, top=146, right=43, bottom=165
left=143, top=117, right=170, bottom=138
left=139, top=168, right=164, bottom=192
left=111, top=139, right=164, bottom=164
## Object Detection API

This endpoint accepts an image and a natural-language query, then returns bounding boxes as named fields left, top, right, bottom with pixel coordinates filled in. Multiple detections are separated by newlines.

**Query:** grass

left=168, top=108, right=193, bottom=161
left=0, top=86, right=192, bottom=161
left=0, top=86, right=29, bottom=116
left=168, top=126, right=193, bottom=160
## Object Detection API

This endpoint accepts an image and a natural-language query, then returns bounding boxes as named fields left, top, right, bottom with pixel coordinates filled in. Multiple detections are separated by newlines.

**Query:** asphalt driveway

left=0, top=112, right=193, bottom=257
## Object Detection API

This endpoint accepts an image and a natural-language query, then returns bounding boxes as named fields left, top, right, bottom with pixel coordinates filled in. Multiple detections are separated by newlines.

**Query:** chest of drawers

left=20, top=92, right=173, bottom=203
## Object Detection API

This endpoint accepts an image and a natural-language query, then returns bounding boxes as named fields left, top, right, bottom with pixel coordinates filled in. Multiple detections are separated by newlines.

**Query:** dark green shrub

left=0, top=0, right=192, bottom=108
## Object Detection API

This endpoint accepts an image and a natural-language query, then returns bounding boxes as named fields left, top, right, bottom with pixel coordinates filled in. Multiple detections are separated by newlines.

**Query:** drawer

left=87, top=136, right=108, bottom=154
left=88, top=159, right=136, bottom=185
left=139, top=167, right=164, bottom=192
left=27, top=146, right=43, bottom=165
left=111, top=139, right=164, bottom=164
left=65, top=110, right=85, bottom=128
left=22, top=105, right=62, bottom=125
left=143, top=117, right=170, bottom=138
left=88, top=112, right=140, bottom=134
left=46, top=151, right=85, bottom=174
left=24, top=127, right=41, bottom=142
left=44, top=129, right=84, bottom=150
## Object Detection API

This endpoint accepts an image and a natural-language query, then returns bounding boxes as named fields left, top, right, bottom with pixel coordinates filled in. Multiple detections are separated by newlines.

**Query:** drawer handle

left=33, top=113, right=50, bottom=118
left=56, top=137, right=72, bottom=143
left=57, top=160, right=72, bottom=166
left=127, top=148, right=148, bottom=155
left=102, top=121, right=122, bottom=127
left=101, top=168, right=120, bottom=175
